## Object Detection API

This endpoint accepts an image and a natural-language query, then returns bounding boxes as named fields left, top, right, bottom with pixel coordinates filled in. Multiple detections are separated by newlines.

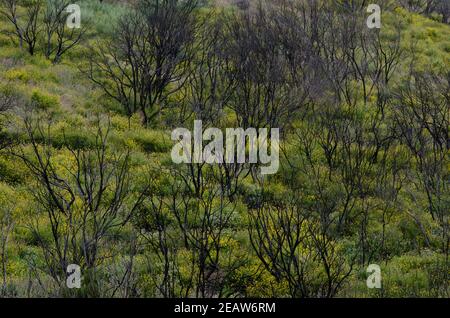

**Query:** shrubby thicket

left=0, top=0, right=448, bottom=297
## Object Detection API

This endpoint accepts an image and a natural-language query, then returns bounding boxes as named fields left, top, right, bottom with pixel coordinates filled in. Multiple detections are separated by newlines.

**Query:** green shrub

left=30, top=90, right=60, bottom=111
left=128, top=129, right=171, bottom=153
left=5, top=69, right=30, bottom=82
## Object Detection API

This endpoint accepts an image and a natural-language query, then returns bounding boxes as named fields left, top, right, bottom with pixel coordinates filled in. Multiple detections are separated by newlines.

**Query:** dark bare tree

left=224, top=2, right=310, bottom=131
left=248, top=195, right=353, bottom=298
left=13, top=115, right=147, bottom=296
left=392, top=71, right=449, bottom=258
left=133, top=170, right=189, bottom=297
left=0, top=192, right=14, bottom=296
left=399, top=0, right=449, bottom=22
left=84, top=0, right=198, bottom=125
left=134, top=164, right=245, bottom=298
left=170, top=166, right=244, bottom=297
left=0, top=85, right=20, bottom=151
left=178, top=13, right=235, bottom=127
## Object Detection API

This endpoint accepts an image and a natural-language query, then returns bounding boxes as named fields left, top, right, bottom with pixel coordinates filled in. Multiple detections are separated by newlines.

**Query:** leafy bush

left=381, top=252, right=449, bottom=297
left=30, top=89, right=60, bottom=111
left=127, top=129, right=172, bottom=153
left=5, top=69, right=31, bottom=82
left=0, top=156, right=26, bottom=184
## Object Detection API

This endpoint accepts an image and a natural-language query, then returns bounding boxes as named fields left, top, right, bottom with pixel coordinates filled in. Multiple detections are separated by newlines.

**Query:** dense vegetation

left=0, top=0, right=448, bottom=297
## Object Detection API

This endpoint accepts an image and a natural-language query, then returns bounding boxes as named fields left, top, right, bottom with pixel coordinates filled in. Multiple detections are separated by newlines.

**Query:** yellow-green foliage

left=0, top=0, right=448, bottom=298
left=380, top=252, right=448, bottom=297
left=395, top=7, right=450, bottom=71
left=5, top=68, right=31, bottom=82
left=126, top=129, right=172, bottom=153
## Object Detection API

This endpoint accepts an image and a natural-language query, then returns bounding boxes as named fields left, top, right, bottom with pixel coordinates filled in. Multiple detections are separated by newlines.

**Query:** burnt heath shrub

left=128, top=129, right=171, bottom=153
